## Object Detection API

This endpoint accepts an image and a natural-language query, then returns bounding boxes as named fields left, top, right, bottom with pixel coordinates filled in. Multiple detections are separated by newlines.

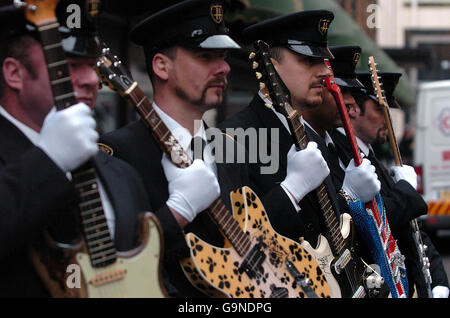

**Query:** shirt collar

left=0, top=105, right=41, bottom=145
left=336, top=127, right=371, bottom=156
left=152, top=102, right=206, bottom=153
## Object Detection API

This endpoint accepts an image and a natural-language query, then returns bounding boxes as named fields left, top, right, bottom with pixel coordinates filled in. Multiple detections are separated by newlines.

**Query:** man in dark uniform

left=329, top=68, right=449, bottom=298
left=0, top=2, right=155, bottom=297
left=219, top=14, right=380, bottom=252
left=99, top=0, right=324, bottom=297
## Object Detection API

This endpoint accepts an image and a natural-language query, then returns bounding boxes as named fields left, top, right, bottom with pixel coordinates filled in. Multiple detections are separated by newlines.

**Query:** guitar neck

left=38, top=20, right=77, bottom=110
left=38, top=21, right=116, bottom=268
left=286, top=110, right=345, bottom=255
left=381, top=101, right=402, bottom=167
left=123, top=82, right=252, bottom=256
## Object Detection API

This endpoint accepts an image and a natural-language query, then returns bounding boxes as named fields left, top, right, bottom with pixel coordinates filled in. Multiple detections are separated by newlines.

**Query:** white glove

left=432, top=286, right=449, bottom=298
left=162, top=155, right=220, bottom=222
left=341, top=158, right=381, bottom=202
left=37, top=103, right=98, bottom=172
left=390, top=165, right=418, bottom=190
left=281, top=142, right=330, bottom=202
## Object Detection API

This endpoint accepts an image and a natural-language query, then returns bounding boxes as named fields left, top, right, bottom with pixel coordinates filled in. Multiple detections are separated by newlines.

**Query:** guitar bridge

left=334, top=249, right=351, bottom=275
left=89, top=268, right=127, bottom=286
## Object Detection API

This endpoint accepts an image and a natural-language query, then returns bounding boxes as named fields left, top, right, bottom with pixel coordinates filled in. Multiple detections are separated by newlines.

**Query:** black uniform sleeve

left=0, top=147, right=76, bottom=260
left=382, top=180, right=428, bottom=233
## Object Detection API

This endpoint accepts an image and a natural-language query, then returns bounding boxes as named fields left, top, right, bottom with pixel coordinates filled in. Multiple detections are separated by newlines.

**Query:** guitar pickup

left=89, top=268, right=127, bottom=286
left=333, top=249, right=351, bottom=275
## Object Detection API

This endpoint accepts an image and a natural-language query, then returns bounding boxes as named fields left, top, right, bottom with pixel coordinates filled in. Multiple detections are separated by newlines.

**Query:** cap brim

left=287, top=43, right=334, bottom=59
left=335, top=77, right=364, bottom=88
left=198, top=35, right=241, bottom=50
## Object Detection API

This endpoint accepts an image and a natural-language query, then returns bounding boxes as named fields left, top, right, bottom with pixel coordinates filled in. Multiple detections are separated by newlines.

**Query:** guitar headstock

left=250, top=40, right=293, bottom=118
left=324, top=59, right=342, bottom=96
left=20, top=0, right=59, bottom=26
left=368, top=56, right=389, bottom=108
left=95, top=41, right=136, bottom=97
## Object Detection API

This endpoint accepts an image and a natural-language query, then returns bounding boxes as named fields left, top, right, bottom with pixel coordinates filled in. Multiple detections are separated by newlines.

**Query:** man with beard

left=100, top=0, right=314, bottom=297
left=219, top=15, right=380, bottom=252
left=329, top=68, right=449, bottom=298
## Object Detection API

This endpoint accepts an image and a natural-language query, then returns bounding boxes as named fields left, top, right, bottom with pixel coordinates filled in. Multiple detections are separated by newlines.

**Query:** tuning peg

left=102, top=48, right=110, bottom=54
left=263, top=93, right=270, bottom=99
left=255, top=72, right=262, bottom=80
left=265, top=103, right=272, bottom=109
left=96, top=61, right=104, bottom=67
left=249, top=52, right=256, bottom=60
left=259, top=82, right=266, bottom=90
left=252, top=61, right=259, bottom=69
left=108, top=74, right=117, bottom=81
left=114, top=61, right=122, bottom=68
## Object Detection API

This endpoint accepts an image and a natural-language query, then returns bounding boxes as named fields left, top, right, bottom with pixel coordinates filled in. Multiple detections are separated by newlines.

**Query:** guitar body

left=181, top=187, right=331, bottom=298
left=300, top=213, right=368, bottom=298
left=348, top=194, right=409, bottom=298
left=30, top=212, right=167, bottom=298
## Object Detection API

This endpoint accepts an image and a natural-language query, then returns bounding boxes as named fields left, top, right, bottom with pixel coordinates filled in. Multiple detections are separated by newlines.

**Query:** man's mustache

left=207, top=77, right=228, bottom=89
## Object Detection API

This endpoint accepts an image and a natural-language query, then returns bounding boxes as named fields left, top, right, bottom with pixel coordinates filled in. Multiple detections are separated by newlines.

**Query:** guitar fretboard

left=38, top=21, right=116, bottom=268
left=287, top=110, right=345, bottom=256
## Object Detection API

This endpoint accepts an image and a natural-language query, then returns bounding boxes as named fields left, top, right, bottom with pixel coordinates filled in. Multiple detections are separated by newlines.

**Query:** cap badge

left=210, top=4, right=223, bottom=24
left=318, top=18, right=331, bottom=36
left=353, top=52, right=361, bottom=66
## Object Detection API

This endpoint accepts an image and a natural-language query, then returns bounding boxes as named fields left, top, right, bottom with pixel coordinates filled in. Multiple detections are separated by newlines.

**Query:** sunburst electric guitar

left=22, top=0, right=166, bottom=298
left=369, top=57, right=432, bottom=298
left=325, top=59, right=409, bottom=298
left=95, top=41, right=331, bottom=298
left=250, top=40, right=387, bottom=298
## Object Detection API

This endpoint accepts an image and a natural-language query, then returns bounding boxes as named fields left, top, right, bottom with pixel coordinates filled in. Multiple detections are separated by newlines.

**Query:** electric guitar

left=369, top=56, right=433, bottom=298
left=95, top=41, right=331, bottom=298
left=325, top=59, right=409, bottom=298
left=250, top=40, right=384, bottom=298
left=22, top=0, right=167, bottom=298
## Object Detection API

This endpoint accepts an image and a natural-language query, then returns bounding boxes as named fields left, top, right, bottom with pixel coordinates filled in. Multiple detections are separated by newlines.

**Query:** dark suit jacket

left=329, top=128, right=449, bottom=293
left=0, top=114, right=151, bottom=297
left=219, top=95, right=352, bottom=247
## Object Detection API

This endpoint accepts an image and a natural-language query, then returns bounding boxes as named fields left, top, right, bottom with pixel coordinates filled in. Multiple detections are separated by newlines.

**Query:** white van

left=414, top=80, right=450, bottom=234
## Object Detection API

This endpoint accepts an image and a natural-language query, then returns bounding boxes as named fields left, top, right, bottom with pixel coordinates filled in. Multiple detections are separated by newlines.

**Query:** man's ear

left=2, top=57, right=24, bottom=91
left=152, top=53, right=172, bottom=81
left=347, top=102, right=360, bottom=119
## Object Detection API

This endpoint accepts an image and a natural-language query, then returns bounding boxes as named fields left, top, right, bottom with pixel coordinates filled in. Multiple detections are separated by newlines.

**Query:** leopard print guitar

left=181, top=187, right=330, bottom=298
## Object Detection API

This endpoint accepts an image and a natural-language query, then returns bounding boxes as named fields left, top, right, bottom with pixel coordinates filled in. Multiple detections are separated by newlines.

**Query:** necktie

left=327, top=143, right=341, bottom=170
left=190, top=136, right=206, bottom=161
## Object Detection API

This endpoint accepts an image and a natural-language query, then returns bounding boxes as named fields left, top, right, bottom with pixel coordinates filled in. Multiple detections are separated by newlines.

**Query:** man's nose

left=214, top=58, right=231, bottom=77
